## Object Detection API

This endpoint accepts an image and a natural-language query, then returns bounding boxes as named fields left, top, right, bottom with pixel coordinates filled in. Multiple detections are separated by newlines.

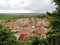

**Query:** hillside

left=0, top=13, right=47, bottom=20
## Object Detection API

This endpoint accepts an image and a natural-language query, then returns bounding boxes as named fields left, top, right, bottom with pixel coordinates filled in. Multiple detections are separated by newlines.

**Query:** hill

left=0, top=13, right=47, bottom=20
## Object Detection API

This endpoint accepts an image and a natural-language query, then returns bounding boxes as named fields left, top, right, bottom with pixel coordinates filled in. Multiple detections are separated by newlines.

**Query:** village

left=4, top=17, right=50, bottom=40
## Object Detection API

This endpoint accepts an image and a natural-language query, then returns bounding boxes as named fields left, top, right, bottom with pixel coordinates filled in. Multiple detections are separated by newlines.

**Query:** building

left=4, top=17, right=50, bottom=40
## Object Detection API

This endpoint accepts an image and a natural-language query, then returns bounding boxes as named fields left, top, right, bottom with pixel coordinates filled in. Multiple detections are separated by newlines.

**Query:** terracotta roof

left=18, top=30, right=31, bottom=35
left=18, top=34, right=26, bottom=40
left=37, top=29, right=46, bottom=34
left=34, top=28, right=46, bottom=35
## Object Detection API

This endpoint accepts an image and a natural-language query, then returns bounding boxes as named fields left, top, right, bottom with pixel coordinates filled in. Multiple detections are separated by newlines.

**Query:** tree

left=0, top=24, right=20, bottom=45
left=53, top=0, right=60, bottom=14
left=0, top=24, right=3, bottom=29
left=29, top=36, right=47, bottom=45
left=46, top=0, right=60, bottom=45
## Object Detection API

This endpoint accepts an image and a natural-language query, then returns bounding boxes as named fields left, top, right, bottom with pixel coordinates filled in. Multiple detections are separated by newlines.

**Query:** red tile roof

left=18, top=34, right=26, bottom=40
left=34, top=28, right=46, bottom=35
left=37, top=29, right=46, bottom=34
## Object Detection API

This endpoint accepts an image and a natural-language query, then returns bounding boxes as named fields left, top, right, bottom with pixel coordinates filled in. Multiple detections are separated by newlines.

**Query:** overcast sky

left=0, top=0, right=56, bottom=13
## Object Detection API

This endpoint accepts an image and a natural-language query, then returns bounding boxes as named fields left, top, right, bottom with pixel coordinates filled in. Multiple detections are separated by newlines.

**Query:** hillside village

left=4, top=17, right=50, bottom=40
left=0, top=0, right=59, bottom=45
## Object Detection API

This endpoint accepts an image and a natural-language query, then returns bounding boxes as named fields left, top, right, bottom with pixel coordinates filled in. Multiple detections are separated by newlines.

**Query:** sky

left=0, top=0, right=56, bottom=13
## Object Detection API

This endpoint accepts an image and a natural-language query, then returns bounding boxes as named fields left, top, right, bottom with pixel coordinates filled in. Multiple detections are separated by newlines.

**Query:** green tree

left=0, top=24, right=3, bottom=29
left=29, top=36, right=47, bottom=45
left=53, top=0, right=60, bottom=14
left=46, top=0, right=60, bottom=45
left=0, top=24, right=20, bottom=45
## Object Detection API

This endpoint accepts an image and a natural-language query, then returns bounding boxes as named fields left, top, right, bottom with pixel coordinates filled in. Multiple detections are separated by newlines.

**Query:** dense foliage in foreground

left=46, top=0, right=60, bottom=45
left=0, top=24, right=20, bottom=45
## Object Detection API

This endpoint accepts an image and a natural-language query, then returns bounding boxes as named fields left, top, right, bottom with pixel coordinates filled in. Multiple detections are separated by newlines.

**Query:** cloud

left=0, top=0, right=56, bottom=13
left=0, top=9, right=33, bottom=13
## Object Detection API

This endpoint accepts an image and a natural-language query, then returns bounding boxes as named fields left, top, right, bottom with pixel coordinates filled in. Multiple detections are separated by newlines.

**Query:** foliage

left=29, top=36, right=47, bottom=45
left=0, top=14, right=46, bottom=20
left=53, top=0, right=60, bottom=13
left=0, top=24, right=20, bottom=45
left=46, top=0, right=60, bottom=45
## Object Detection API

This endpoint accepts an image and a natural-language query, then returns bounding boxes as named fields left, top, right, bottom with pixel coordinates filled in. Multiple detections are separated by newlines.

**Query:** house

left=18, top=34, right=27, bottom=40
left=4, top=18, right=50, bottom=40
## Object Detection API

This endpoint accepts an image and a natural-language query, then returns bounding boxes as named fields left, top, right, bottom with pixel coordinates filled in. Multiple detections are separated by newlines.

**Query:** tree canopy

left=46, top=0, right=60, bottom=45
left=0, top=24, right=20, bottom=45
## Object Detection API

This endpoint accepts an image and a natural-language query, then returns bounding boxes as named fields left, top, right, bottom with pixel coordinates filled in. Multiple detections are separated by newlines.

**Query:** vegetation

left=0, top=0, right=60, bottom=45
left=29, top=36, right=47, bottom=45
left=46, top=0, right=60, bottom=45
left=18, top=36, right=47, bottom=45
left=0, top=24, right=20, bottom=45
left=0, top=13, right=46, bottom=20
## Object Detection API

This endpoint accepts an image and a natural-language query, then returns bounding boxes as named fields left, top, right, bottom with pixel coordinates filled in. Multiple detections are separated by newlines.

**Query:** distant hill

left=0, top=13, right=46, bottom=15
left=0, top=13, right=47, bottom=20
